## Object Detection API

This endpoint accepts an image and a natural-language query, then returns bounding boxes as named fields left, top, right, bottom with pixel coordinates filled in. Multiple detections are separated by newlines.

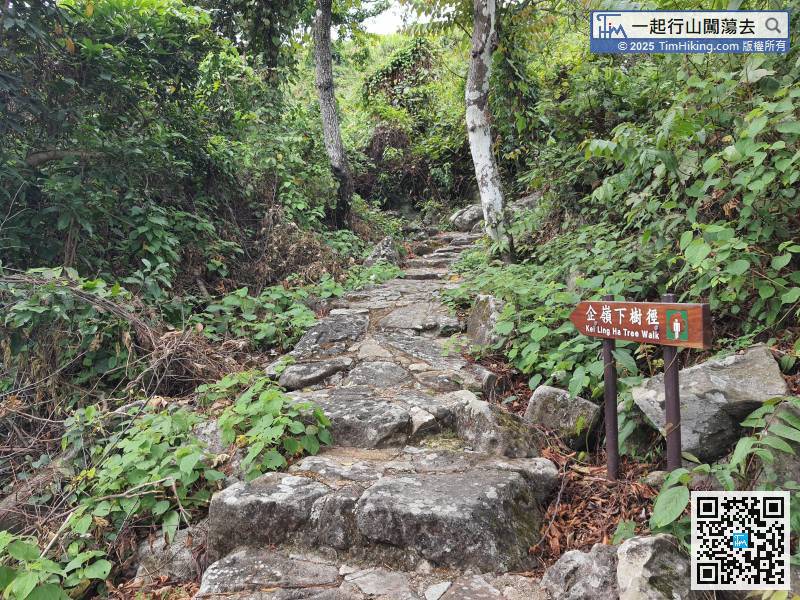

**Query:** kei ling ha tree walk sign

left=569, top=294, right=712, bottom=480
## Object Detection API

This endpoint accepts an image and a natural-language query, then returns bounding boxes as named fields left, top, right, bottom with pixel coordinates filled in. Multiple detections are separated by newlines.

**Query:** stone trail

left=194, top=232, right=557, bottom=599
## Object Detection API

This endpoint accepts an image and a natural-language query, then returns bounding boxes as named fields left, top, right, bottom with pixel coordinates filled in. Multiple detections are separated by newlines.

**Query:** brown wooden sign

left=569, top=300, right=711, bottom=350
left=569, top=295, right=714, bottom=480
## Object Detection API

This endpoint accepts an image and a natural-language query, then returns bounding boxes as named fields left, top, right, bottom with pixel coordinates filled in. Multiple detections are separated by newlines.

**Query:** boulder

left=509, top=191, right=541, bottom=214
left=617, top=534, right=694, bottom=600
left=540, top=543, right=618, bottom=600
left=277, top=357, right=353, bottom=390
left=449, top=391, right=540, bottom=458
left=448, top=205, right=484, bottom=232
left=631, top=345, right=788, bottom=462
left=135, top=519, right=207, bottom=584
left=365, top=236, right=400, bottom=267
left=524, top=386, right=600, bottom=450
left=466, top=294, right=505, bottom=348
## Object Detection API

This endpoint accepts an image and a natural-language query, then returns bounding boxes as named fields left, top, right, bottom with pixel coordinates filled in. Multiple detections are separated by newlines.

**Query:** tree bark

left=466, top=0, right=512, bottom=256
left=313, top=0, right=353, bottom=229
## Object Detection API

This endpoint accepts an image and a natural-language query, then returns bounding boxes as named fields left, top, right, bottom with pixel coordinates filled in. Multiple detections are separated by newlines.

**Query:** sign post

left=601, top=295, right=620, bottom=481
left=569, top=296, right=711, bottom=479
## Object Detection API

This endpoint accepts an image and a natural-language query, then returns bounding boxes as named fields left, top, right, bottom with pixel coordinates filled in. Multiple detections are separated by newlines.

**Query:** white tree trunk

left=313, top=0, right=353, bottom=227
left=466, top=0, right=509, bottom=250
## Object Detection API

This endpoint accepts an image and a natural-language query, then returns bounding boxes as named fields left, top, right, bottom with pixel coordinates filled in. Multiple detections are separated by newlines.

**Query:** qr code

left=691, top=491, right=790, bottom=590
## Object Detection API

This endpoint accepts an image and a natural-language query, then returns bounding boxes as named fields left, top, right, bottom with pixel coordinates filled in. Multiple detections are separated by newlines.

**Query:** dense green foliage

left=448, top=10, right=800, bottom=409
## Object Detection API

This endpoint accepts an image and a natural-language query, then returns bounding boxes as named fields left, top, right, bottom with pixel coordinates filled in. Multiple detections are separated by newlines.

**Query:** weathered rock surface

left=617, top=534, right=694, bottom=600
left=344, top=361, right=410, bottom=388
left=135, top=519, right=207, bottom=584
left=198, top=547, right=543, bottom=599
left=196, top=548, right=349, bottom=599
left=403, top=268, right=446, bottom=281
left=207, top=473, right=330, bottom=561
left=380, top=303, right=460, bottom=335
left=631, top=345, right=788, bottom=461
left=449, top=205, right=484, bottom=232
left=292, top=313, right=369, bottom=360
left=365, top=236, right=400, bottom=267
left=524, top=386, right=600, bottom=450
left=466, top=294, right=505, bottom=348
left=291, top=387, right=412, bottom=448
left=205, top=446, right=557, bottom=571
left=355, top=469, right=540, bottom=570
left=540, top=543, right=618, bottom=600
left=450, top=391, right=540, bottom=458
left=440, top=575, right=500, bottom=599
left=405, top=257, right=451, bottom=269
left=278, top=357, right=354, bottom=390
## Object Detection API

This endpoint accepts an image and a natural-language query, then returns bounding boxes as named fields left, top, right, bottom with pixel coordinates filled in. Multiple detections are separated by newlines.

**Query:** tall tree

left=403, top=0, right=512, bottom=254
left=465, top=0, right=511, bottom=254
left=313, top=0, right=354, bottom=228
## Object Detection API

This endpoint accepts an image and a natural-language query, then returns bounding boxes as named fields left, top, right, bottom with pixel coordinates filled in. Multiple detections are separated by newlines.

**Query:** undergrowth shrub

left=0, top=373, right=331, bottom=598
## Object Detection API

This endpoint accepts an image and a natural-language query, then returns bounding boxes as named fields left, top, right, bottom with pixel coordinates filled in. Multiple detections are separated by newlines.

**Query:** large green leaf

left=684, top=239, right=712, bottom=266
left=651, top=485, right=689, bottom=528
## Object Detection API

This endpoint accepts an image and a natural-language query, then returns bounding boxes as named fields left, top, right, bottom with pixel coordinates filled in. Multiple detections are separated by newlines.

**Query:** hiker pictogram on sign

left=667, top=309, right=689, bottom=342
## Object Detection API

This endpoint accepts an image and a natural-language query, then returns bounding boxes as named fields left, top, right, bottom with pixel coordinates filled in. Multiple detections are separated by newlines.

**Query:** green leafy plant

left=207, top=372, right=333, bottom=479
left=649, top=396, right=800, bottom=552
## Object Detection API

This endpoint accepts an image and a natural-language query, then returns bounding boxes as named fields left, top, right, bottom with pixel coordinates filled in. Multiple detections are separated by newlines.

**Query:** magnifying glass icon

left=765, top=17, right=781, bottom=35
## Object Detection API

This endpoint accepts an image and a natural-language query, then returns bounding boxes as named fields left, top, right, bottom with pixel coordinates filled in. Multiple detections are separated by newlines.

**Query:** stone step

left=402, top=268, right=447, bottom=281
left=429, top=249, right=461, bottom=257
left=378, top=303, right=460, bottom=336
left=196, top=547, right=545, bottom=599
left=404, top=257, right=452, bottom=269
left=205, top=446, right=558, bottom=572
left=285, top=384, right=540, bottom=456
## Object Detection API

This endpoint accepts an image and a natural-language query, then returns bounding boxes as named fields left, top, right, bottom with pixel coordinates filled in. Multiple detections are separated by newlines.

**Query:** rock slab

left=524, top=386, right=600, bottom=450
left=466, top=294, right=505, bottom=348
left=631, top=345, right=787, bottom=461
left=540, top=543, right=618, bottom=600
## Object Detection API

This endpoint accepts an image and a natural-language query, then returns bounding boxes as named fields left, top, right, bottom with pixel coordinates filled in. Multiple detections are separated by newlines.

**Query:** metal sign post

left=569, top=296, right=711, bottom=479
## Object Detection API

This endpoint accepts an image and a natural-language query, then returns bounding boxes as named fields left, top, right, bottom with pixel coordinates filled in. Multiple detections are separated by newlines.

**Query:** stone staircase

left=196, top=232, right=557, bottom=600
